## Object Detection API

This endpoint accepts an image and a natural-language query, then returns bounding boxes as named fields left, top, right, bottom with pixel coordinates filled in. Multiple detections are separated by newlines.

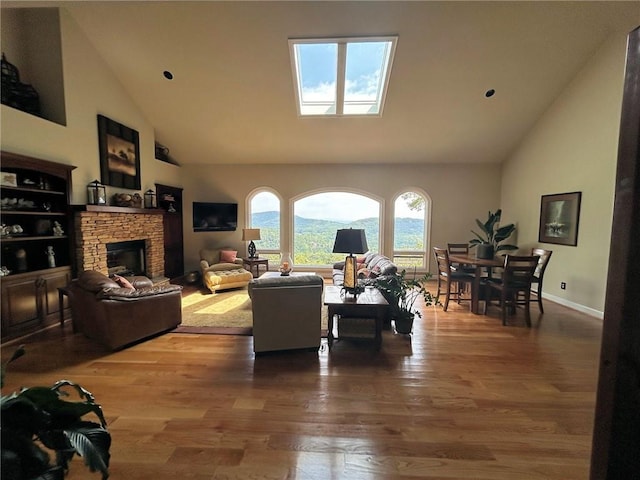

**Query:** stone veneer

left=74, top=208, right=165, bottom=279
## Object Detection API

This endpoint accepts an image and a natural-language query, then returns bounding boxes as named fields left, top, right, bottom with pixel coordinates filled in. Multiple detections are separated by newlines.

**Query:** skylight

left=289, top=36, right=397, bottom=117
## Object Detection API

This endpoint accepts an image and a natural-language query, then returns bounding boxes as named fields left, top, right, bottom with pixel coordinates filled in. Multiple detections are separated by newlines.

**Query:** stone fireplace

left=74, top=206, right=165, bottom=280
left=107, top=240, right=146, bottom=276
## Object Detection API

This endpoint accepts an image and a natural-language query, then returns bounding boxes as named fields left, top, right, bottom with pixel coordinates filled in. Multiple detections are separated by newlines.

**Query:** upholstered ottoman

left=203, top=267, right=253, bottom=293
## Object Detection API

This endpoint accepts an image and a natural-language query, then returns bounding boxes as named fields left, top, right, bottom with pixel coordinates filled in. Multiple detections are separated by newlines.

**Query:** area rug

left=174, top=287, right=328, bottom=336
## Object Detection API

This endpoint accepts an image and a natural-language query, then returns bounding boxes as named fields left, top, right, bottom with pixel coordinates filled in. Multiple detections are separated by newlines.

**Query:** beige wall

left=1, top=7, right=631, bottom=316
left=0, top=8, right=183, bottom=204
left=501, top=32, right=629, bottom=316
left=181, top=163, right=501, bottom=275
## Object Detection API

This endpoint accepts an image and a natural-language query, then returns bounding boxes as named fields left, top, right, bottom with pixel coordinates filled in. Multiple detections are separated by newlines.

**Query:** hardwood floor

left=1, top=287, right=603, bottom=479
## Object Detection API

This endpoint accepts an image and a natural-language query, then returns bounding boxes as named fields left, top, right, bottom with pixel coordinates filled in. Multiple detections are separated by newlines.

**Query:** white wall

left=0, top=8, right=183, bottom=204
left=501, top=31, right=630, bottom=316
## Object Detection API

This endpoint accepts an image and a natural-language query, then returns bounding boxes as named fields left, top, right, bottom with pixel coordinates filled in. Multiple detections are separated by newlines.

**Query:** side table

left=323, top=286, right=389, bottom=350
left=243, top=257, right=269, bottom=277
left=58, top=286, right=72, bottom=330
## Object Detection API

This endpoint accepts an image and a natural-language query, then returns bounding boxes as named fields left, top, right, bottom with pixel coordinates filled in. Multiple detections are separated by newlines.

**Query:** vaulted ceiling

left=22, top=2, right=640, bottom=165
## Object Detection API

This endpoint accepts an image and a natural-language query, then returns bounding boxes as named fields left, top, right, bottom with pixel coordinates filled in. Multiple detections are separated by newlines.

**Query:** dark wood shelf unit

left=156, top=183, right=184, bottom=280
left=1, top=151, right=76, bottom=341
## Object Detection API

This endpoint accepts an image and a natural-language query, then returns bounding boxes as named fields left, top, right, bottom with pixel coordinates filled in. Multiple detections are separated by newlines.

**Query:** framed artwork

left=538, top=191, right=582, bottom=246
left=97, top=114, right=141, bottom=190
left=0, top=171, right=17, bottom=187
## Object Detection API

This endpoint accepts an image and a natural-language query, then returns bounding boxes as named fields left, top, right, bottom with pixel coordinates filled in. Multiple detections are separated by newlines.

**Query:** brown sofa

left=68, top=270, right=183, bottom=350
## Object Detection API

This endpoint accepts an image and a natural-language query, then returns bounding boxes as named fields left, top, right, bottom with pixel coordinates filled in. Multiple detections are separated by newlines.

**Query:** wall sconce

left=87, top=179, right=106, bottom=205
left=144, top=189, right=157, bottom=208
left=332, top=228, right=368, bottom=296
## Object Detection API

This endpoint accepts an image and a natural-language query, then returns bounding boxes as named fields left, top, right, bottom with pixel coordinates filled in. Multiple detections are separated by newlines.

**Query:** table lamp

left=242, top=228, right=261, bottom=259
left=332, top=228, right=368, bottom=296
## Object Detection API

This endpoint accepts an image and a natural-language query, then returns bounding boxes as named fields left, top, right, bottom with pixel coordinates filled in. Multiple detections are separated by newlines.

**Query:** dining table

left=448, top=253, right=505, bottom=314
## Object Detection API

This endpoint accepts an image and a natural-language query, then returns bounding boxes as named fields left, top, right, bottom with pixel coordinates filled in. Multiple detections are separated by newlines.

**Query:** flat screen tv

left=193, top=202, right=238, bottom=232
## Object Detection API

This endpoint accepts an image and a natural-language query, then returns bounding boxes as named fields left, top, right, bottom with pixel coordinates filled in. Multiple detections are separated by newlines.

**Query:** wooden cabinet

left=1, top=267, right=71, bottom=337
left=1, top=151, right=75, bottom=340
left=156, top=183, right=184, bottom=280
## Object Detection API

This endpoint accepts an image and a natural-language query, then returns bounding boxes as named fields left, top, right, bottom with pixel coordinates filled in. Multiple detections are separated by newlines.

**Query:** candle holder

left=87, top=179, right=106, bottom=205
left=279, top=252, right=293, bottom=276
left=144, top=189, right=157, bottom=209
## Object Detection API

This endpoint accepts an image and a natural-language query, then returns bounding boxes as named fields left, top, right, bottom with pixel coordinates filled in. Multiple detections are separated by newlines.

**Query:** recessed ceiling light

left=163, top=71, right=174, bottom=80
left=485, top=89, right=495, bottom=98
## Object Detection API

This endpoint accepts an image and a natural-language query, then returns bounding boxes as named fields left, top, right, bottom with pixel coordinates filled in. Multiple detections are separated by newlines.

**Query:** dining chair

left=447, top=243, right=469, bottom=256
left=447, top=243, right=474, bottom=296
left=433, top=247, right=474, bottom=311
left=484, top=254, right=540, bottom=327
left=530, top=248, right=553, bottom=313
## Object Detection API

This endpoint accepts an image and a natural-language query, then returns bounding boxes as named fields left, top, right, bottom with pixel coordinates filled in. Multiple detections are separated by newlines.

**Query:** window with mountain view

left=289, top=36, right=397, bottom=116
left=393, top=191, right=429, bottom=268
left=248, top=190, right=280, bottom=260
left=293, top=192, right=380, bottom=266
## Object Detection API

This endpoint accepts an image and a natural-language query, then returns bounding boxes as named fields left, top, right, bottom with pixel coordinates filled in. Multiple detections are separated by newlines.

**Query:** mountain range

left=252, top=211, right=425, bottom=259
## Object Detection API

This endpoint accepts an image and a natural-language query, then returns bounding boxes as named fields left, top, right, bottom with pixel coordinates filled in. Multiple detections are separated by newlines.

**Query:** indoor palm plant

left=469, top=209, right=518, bottom=259
left=375, top=270, right=439, bottom=334
left=1, top=345, right=111, bottom=480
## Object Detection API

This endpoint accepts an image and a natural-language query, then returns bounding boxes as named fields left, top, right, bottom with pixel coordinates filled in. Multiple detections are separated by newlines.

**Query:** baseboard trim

left=544, top=292, right=604, bottom=319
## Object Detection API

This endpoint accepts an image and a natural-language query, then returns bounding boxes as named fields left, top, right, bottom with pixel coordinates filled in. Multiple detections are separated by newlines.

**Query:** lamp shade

left=332, top=228, right=368, bottom=255
left=242, top=228, right=261, bottom=241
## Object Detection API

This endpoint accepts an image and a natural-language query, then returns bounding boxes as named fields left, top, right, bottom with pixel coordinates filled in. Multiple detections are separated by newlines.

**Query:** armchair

left=199, top=248, right=253, bottom=293
left=68, top=270, right=183, bottom=350
left=248, top=274, right=324, bottom=353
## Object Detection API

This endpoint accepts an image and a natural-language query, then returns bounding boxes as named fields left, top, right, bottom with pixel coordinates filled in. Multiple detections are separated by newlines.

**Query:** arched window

left=247, top=189, right=281, bottom=262
left=393, top=190, right=429, bottom=268
left=293, top=191, right=381, bottom=266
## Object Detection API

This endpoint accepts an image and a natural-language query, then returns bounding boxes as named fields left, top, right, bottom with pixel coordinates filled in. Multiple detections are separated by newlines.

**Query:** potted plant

left=375, top=270, right=439, bottom=334
left=1, top=345, right=111, bottom=480
left=470, top=209, right=518, bottom=259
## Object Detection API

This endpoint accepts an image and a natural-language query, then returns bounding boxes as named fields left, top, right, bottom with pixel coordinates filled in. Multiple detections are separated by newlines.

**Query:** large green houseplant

left=470, top=209, right=518, bottom=259
left=1, top=345, right=111, bottom=480
left=375, top=270, right=439, bottom=334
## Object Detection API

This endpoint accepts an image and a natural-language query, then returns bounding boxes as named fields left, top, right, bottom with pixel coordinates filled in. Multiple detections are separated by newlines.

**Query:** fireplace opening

left=106, top=240, right=146, bottom=277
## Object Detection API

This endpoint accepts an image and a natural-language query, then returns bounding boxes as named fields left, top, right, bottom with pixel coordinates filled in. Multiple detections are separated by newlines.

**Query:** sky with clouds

left=253, top=191, right=424, bottom=222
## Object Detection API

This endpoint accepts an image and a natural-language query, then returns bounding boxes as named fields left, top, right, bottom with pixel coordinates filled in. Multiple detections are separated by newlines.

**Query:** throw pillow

left=220, top=250, right=238, bottom=263
left=368, top=265, right=382, bottom=278
left=357, top=267, right=370, bottom=278
left=112, top=274, right=135, bottom=290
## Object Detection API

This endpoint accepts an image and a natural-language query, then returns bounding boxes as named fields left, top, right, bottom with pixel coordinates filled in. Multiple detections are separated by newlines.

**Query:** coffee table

left=323, top=285, right=389, bottom=350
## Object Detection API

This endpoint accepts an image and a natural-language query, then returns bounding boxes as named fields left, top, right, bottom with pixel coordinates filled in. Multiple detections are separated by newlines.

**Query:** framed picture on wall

left=538, top=191, right=582, bottom=246
left=97, top=114, right=141, bottom=190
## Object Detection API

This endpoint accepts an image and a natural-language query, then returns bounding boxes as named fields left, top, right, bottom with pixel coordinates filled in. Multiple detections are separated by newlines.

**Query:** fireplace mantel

left=73, top=205, right=164, bottom=215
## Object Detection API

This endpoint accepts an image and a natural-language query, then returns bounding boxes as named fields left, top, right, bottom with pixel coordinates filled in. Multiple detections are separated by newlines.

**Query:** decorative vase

left=394, top=310, right=415, bottom=334
left=279, top=252, right=293, bottom=276
left=46, top=246, right=56, bottom=268
left=476, top=243, right=494, bottom=259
